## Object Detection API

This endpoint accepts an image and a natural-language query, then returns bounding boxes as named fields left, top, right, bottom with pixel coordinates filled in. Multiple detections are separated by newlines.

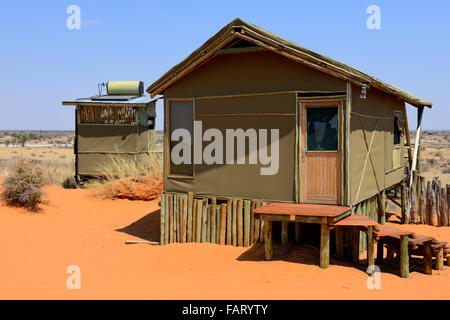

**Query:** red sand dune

left=0, top=184, right=449, bottom=300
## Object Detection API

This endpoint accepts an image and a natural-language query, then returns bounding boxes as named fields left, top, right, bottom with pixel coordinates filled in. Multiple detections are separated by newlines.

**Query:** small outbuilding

left=62, top=81, right=157, bottom=181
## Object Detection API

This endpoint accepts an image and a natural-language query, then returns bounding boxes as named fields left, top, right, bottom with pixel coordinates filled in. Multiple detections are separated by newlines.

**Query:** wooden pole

left=164, top=194, right=169, bottom=245
left=226, top=199, right=232, bottom=245
left=281, top=221, right=289, bottom=245
left=201, top=198, right=208, bottom=243
left=402, top=103, right=413, bottom=169
left=220, top=204, right=227, bottom=245
left=232, top=198, right=237, bottom=246
left=351, top=227, right=360, bottom=265
left=400, top=235, right=409, bottom=278
left=447, top=184, right=450, bottom=226
left=244, top=200, right=251, bottom=247
left=320, top=221, right=330, bottom=269
left=216, top=205, right=220, bottom=244
left=169, top=194, right=174, bottom=243
left=295, top=223, right=301, bottom=244
left=377, top=191, right=386, bottom=225
left=419, top=176, right=426, bottom=224
left=253, top=200, right=262, bottom=244
left=264, top=220, right=273, bottom=261
left=173, top=195, right=178, bottom=242
left=187, top=192, right=193, bottom=242
left=250, top=201, right=255, bottom=244
left=401, top=181, right=408, bottom=224
left=206, top=205, right=211, bottom=243
left=237, top=199, right=244, bottom=246
left=436, top=247, right=444, bottom=271
left=410, top=171, right=418, bottom=224
left=195, top=199, right=202, bottom=242
left=181, top=194, right=188, bottom=243
left=376, top=240, right=384, bottom=266
left=367, top=226, right=374, bottom=271
left=425, top=181, right=431, bottom=225
left=423, top=240, right=432, bottom=275
left=430, top=184, right=438, bottom=226
left=335, top=227, right=344, bottom=261
left=210, top=197, right=216, bottom=244
left=440, top=187, right=448, bottom=227
left=192, top=198, right=197, bottom=242
left=160, top=194, right=166, bottom=245
left=410, top=106, right=424, bottom=187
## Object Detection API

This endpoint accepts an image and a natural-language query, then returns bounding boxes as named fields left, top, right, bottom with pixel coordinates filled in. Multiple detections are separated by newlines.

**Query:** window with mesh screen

left=306, top=106, right=339, bottom=151
left=168, top=100, right=194, bottom=176
left=393, top=115, right=402, bottom=146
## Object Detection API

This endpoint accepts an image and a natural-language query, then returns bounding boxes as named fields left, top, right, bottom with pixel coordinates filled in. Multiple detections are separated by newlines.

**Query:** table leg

left=281, top=221, right=288, bottom=245
left=400, top=235, right=409, bottom=278
left=423, top=240, right=432, bottom=275
left=320, top=223, right=330, bottom=269
left=264, top=220, right=273, bottom=261
left=295, top=223, right=301, bottom=243
left=351, top=227, right=360, bottom=265
left=436, top=247, right=444, bottom=271
left=335, top=227, right=344, bottom=261
left=376, top=239, right=384, bottom=266
left=367, top=226, right=375, bottom=273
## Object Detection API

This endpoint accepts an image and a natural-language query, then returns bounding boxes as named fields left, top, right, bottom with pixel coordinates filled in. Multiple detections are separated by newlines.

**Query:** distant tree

left=28, top=133, right=38, bottom=140
left=11, top=136, right=18, bottom=146
left=4, top=139, right=11, bottom=147
left=18, top=134, right=29, bottom=147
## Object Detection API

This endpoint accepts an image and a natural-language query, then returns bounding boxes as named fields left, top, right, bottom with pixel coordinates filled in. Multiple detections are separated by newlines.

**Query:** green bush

left=1, top=159, right=46, bottom=211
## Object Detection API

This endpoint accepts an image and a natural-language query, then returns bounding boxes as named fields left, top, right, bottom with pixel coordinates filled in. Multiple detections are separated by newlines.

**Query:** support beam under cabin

left=320, top=221, right=330, bottom=269
left=410, top=105, right=424, bottom=188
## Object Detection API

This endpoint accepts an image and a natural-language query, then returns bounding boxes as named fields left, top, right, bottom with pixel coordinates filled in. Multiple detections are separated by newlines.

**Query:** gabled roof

left=147, top=18, right=432, bottom=108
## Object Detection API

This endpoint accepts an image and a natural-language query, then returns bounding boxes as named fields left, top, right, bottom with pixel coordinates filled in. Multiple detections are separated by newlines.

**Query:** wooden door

left=300, top=101, right=341, bottom=204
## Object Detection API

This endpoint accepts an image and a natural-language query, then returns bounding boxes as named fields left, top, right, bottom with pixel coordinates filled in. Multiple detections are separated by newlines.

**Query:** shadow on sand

left=115, top=208, right=161, bottom=242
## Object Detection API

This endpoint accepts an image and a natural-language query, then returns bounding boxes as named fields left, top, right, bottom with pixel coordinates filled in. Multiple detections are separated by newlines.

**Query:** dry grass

left=0, top=147, right=73, bottom=162
left=0, top=147, right=75, bottom=189
left=88, top=153, right=163, bottom=201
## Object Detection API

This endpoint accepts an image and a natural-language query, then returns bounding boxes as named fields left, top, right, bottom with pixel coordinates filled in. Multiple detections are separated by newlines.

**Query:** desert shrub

left=91, top=153, right=163, bottom=201
left=1, top=159, right=46, bottom=211
left=428, top=158, right=436, bottom=165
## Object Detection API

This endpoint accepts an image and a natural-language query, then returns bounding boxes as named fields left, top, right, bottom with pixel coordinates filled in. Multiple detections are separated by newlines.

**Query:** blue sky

left=0, top=1, right=448, bottom=130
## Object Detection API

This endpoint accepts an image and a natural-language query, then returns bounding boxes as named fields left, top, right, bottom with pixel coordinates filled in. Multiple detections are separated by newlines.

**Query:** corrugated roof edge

left=147, top=18, right=432, bottom=108
left=62, top=95, right=154, bottom=106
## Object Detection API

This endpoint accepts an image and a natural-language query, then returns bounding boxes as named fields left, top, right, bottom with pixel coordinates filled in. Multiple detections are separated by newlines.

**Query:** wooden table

left=252, top=203, right=352, bottom=269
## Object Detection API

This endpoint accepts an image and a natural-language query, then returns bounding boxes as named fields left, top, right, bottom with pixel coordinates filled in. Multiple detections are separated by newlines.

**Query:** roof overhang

left=147, top=18, right=432, bottom=108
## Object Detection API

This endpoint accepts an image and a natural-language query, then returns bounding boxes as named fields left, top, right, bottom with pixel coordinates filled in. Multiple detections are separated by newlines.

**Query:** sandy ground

left=0, top=185, right=449, bottom=300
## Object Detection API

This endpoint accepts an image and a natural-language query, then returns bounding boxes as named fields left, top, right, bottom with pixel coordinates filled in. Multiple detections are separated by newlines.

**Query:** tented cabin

left=62, top=81, right=157, bottom=181
left=148, top=19, right=434, bottom=272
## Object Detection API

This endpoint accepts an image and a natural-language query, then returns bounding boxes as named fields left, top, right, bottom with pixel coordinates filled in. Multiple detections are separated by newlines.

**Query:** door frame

left=297, top=99, right=344, bottom=205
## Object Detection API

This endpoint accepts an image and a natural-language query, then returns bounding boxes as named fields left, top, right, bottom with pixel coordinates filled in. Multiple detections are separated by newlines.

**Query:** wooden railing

left=405, top=172, right=449, bottom=226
